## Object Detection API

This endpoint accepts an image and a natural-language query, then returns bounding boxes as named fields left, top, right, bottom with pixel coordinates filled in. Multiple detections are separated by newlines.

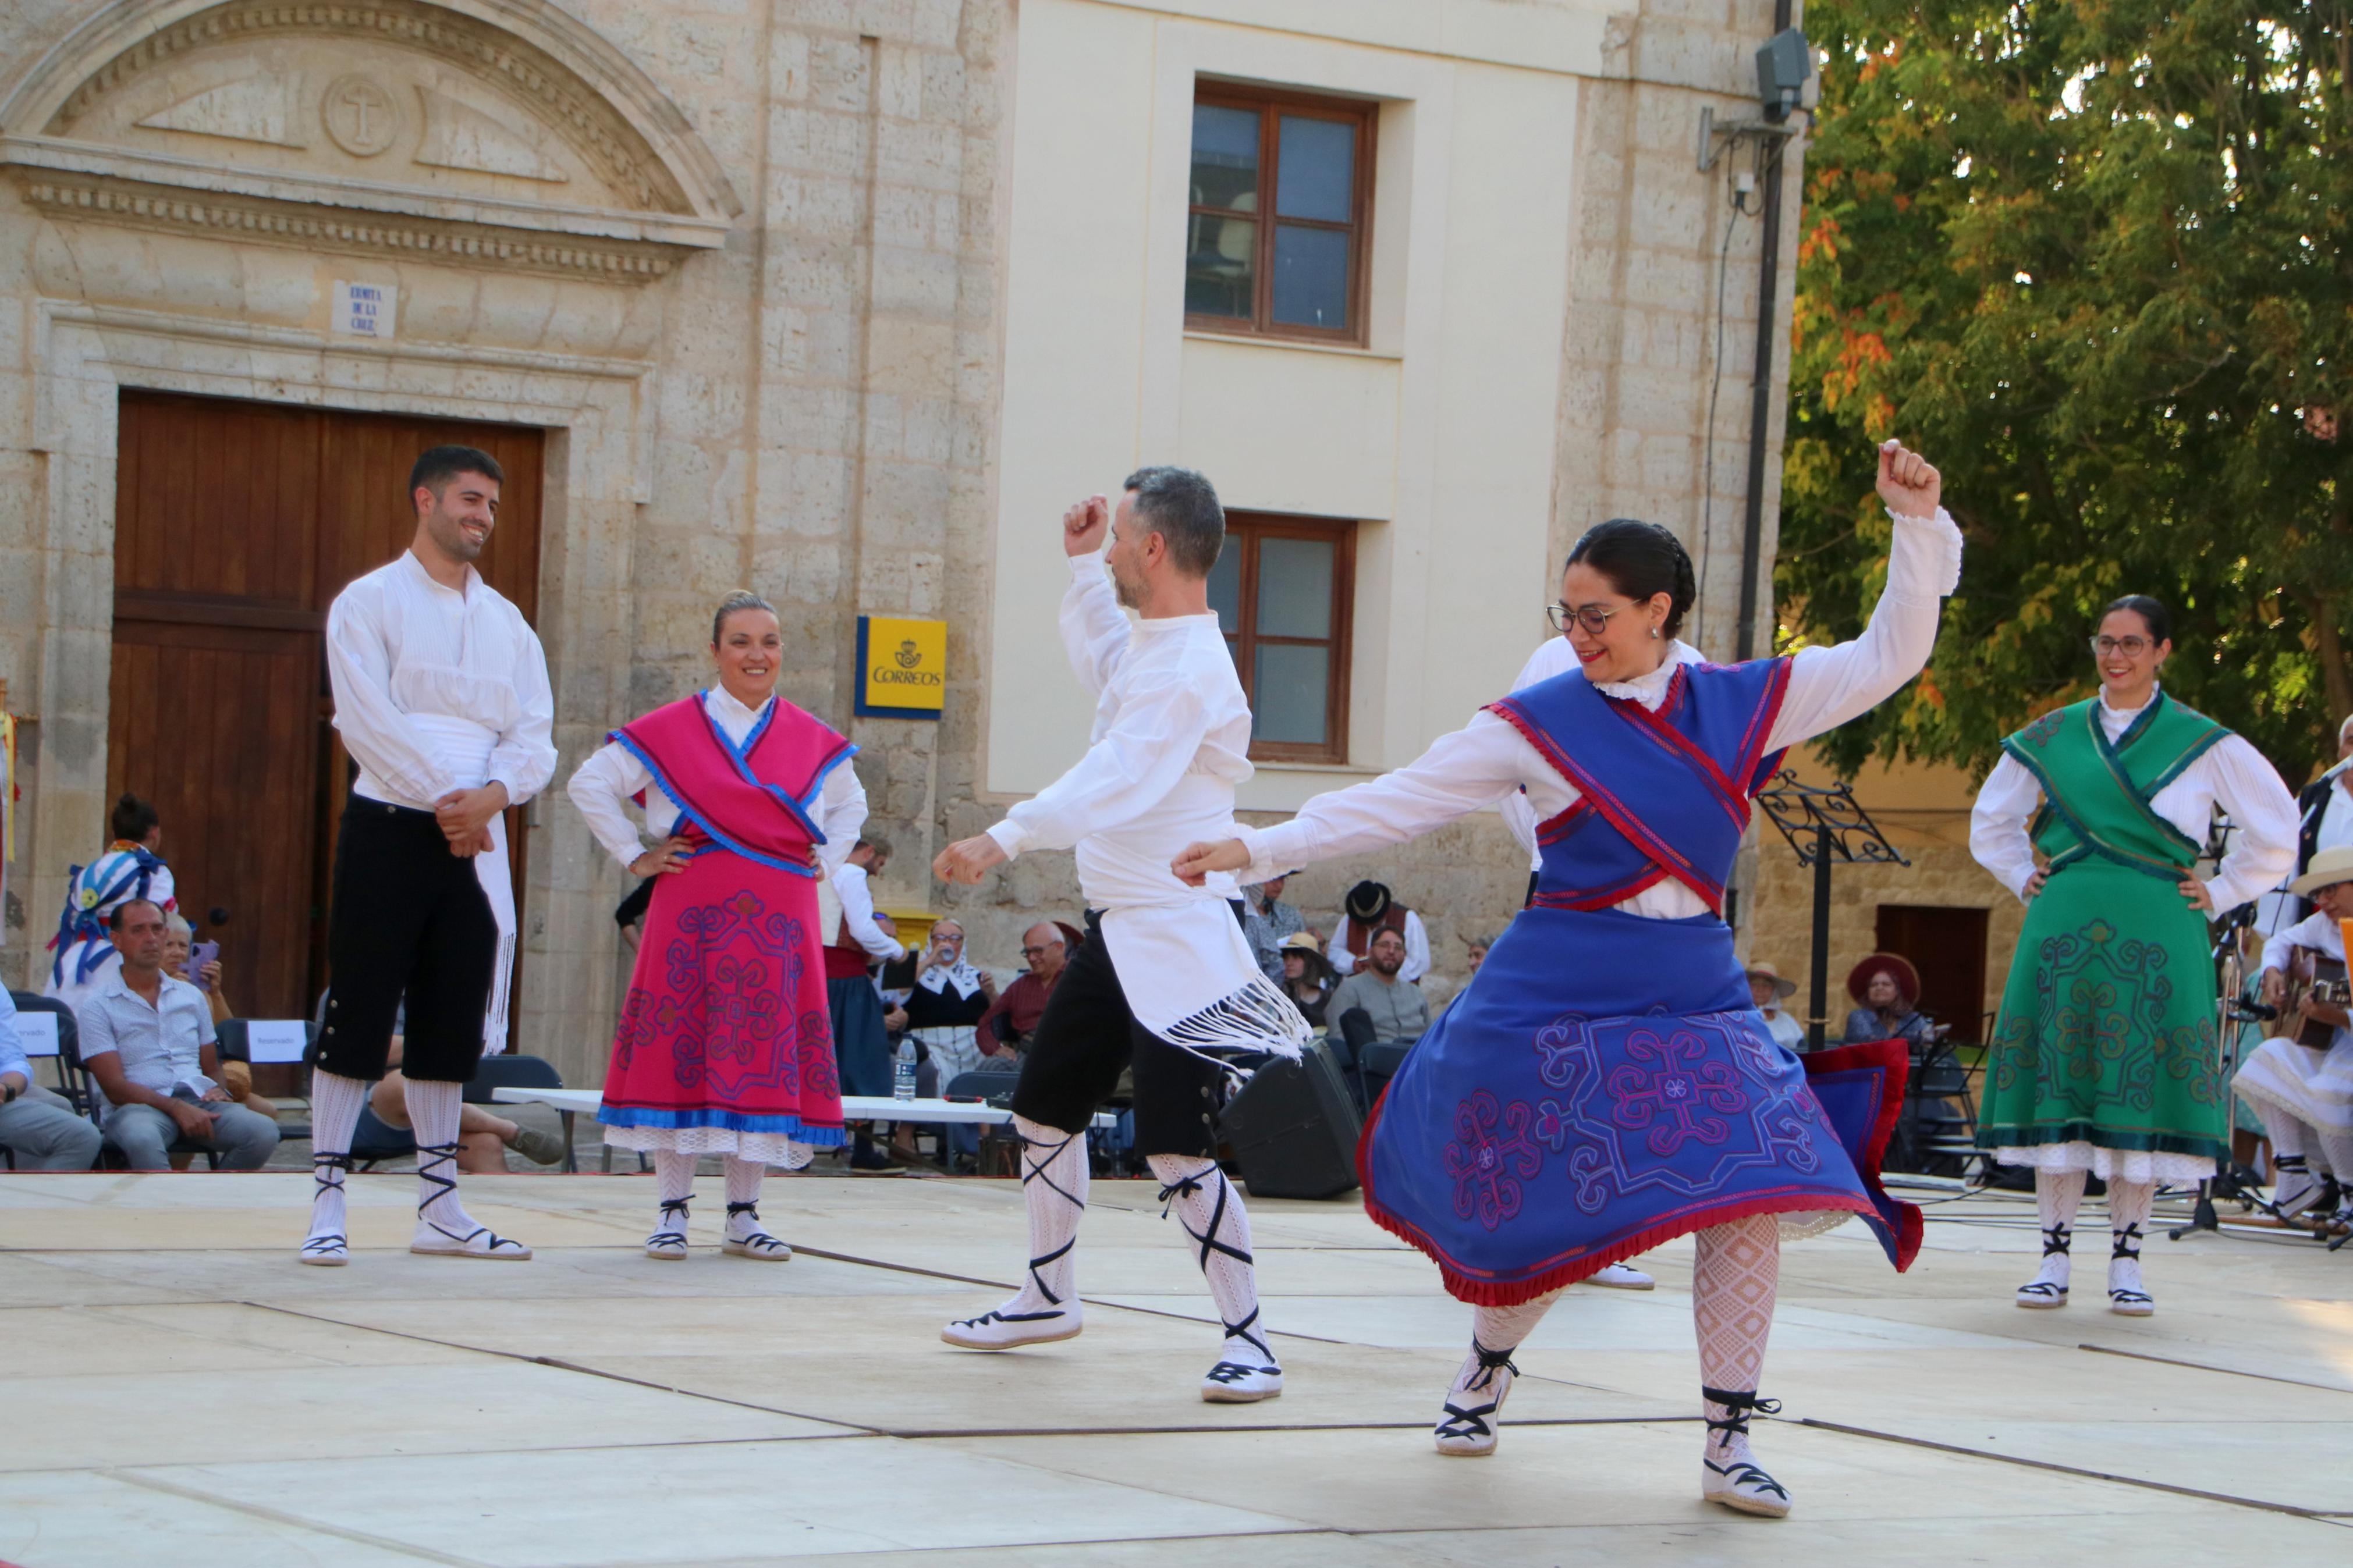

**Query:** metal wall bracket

left=1698, top=106, right=1804, bottom=172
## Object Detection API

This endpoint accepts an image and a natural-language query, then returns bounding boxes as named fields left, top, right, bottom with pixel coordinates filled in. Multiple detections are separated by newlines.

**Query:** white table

left=489, top=1087, right=1113, bottom=1171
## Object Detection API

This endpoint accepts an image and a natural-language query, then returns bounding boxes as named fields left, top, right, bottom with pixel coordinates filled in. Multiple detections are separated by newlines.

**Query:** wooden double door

left=108, top=392, right=545, bottom=1022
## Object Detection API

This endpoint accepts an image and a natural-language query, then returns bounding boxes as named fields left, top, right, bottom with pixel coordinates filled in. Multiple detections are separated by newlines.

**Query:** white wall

left=986, top=0, right=1582, bottom=811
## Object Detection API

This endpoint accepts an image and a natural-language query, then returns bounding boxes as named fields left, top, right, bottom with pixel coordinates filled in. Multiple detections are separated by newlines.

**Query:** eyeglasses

left=1019, top=944, right=1057, bottom=958
left=2088, top=635, right=2153, bottom=657
left=1548, top=602, right=1626, bottom=636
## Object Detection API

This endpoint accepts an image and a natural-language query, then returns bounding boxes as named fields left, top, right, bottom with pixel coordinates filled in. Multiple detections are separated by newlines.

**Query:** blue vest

left=1489, top=657, right=1791, bottom=913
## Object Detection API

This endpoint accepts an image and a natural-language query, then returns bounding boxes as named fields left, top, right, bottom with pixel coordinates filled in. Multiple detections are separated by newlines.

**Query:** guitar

left=2283, top=945, right=2352, bottom=1049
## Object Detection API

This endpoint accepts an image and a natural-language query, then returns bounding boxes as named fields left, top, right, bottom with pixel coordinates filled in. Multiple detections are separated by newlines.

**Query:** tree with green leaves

left=1781, top=0, right=2353, bottom=782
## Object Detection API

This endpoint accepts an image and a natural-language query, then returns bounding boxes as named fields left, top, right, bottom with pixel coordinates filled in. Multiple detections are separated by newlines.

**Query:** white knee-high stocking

left=301, top=1069, right=370, bottom=1260
left=2107, top=1178, right=2155, bottom=1309
left=1147, top=1154, right=1275, bottom=1371
left=2024, top=1167, right=2086, bottom=1299
left=1693, top=1215, right=1781, bottom=1467
left=722, top=1156, right=788, bottom=1257
left=406, top=1078, right=478, bottom=1236
left=650, top=1150, right=696, bottom=1252
left=1007, top=1115, right=1088, bottom=1314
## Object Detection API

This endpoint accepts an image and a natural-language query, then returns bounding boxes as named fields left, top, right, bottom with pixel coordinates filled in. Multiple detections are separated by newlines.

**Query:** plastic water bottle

left=893, top=1037, right=918, bottom=1101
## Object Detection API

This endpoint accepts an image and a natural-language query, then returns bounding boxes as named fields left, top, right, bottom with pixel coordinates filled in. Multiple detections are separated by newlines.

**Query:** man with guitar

left=2237, top=844, right=2353, bottom=1231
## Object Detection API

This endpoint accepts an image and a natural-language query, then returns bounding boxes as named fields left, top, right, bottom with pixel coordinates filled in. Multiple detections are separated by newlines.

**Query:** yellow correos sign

left=857, top=615, right=947, bottom=717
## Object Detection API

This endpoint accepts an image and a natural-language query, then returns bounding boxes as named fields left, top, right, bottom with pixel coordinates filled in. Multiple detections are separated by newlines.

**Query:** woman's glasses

left=1547, top=602, right=1626, bottom=635
left=2089, top=635, right=2153, bottom=657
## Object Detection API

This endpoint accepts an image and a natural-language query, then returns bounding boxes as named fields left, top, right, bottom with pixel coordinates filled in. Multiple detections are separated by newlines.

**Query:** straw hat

left=1277, top=930, right=1335, bottom=981
left=1743, top=961, right=1797, bottom=1000
left=2290, top=845, right=2353, bottom=899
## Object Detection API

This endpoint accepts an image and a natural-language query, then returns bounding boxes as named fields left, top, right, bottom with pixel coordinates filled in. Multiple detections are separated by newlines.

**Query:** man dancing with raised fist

left=932, top=467, right=1310, bottom=1402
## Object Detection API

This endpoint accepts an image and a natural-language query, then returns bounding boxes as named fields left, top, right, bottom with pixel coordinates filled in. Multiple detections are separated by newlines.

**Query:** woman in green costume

left=1969, top=596, right=2296, bottom=1315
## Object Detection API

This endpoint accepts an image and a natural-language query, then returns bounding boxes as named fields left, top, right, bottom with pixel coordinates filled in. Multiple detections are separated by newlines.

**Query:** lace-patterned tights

left=1693, top=1215, right=1780, bottom=1464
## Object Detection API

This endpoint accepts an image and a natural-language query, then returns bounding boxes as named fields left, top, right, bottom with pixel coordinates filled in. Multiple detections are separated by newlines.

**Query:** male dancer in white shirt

left=301, top=445, right=557, bottom=1265
left=933, top=467, right=1310, bottom=1401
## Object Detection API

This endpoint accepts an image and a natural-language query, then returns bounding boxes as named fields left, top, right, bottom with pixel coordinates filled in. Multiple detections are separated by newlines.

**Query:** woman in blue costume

left=1179, top=441, right=1955, bottom=1518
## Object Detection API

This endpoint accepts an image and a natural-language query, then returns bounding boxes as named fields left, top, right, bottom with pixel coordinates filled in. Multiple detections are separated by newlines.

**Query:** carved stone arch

left=1, top=0, right=741, bottom=281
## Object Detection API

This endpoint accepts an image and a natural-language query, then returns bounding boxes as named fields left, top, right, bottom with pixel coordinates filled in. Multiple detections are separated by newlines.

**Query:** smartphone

left=186, top=940, right=219, bottom=989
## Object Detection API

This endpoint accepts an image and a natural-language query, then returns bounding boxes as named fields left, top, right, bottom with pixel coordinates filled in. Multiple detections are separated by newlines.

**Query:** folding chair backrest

left=9, top=991, right=92, bottom=1117
left=463, top=1053, right=564, bottom=1104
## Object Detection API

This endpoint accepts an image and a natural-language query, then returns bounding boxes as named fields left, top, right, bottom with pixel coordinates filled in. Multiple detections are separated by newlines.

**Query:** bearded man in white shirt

left=301, top=445, right=557, bottom=1266
left=932, top=467, right=1311, bottom=1402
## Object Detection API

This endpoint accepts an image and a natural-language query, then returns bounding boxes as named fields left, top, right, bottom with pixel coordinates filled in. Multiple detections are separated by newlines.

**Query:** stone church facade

left=0, top=0, right=1809, bottom=1089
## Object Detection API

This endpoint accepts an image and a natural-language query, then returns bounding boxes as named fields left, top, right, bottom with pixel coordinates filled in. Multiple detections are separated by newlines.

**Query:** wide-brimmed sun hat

left=2290, top=845, right=2353, bottom=899
left=1846, top=952, right=1921, bottom=1007
left=1277, top=930, right=1335, bottom=980
left=1744, top=961, right=1797, bottom=1000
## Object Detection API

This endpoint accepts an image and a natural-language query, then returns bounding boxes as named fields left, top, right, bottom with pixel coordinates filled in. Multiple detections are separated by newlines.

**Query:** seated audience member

left=1329, top=881, right=1431, bottom=984
left=1326, top=926, right=1430, bottom=1050
left=161, top=915, right=277, bottom=1118
left=1277, top=931, right=1336, bottom=1027
left=1242, top=873, right=1308, bottom=983
left=977, top=921, right=1079, bottom=1058
left=1429, top=935, right=1494, bottom=1025
left=1841, top=953, right=1937, bottom=1047
left=45, top=792, right=176, bottom=1019
left=905, top=919, right=995, bottom=1088
left=0, top=987, right=102, bottom=1171
left=1747, top=961, right=1807, bottom=1051
left=77, top=899, right=278, bottom=1171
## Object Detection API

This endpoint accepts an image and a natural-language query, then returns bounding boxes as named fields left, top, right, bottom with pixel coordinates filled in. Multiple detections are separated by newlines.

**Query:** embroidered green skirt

left=1976, top=857, right=2228, bottom=1176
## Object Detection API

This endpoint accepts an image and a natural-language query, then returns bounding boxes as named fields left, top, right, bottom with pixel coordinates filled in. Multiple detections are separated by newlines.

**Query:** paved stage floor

left=3, top=1169, right=2349, bottom=1565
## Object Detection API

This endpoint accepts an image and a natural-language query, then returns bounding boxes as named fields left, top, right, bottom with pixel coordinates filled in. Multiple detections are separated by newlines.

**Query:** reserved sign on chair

left=15, top=1011, right=58, bottom=1057
left=244, top=1021, right=310, bottom=1064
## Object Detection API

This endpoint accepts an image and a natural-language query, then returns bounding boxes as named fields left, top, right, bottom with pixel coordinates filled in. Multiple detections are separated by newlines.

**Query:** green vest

left=2000, top=692, right=2228, bottom=882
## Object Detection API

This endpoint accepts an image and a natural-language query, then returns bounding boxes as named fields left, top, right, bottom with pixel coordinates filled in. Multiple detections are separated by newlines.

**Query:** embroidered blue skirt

left=1361, top=905, right=1919, bottom=1304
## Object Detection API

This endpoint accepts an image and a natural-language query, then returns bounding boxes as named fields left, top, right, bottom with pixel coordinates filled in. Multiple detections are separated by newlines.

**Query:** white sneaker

left=722, top=1202, right=792, bottom=1261
left=1433, top=1341, right=1519, bottom=1456
left=941, top=1302, right=1084, bottom=1349
left=1702, top=1452, right=1793, bottom=1517
left=1585, top=1262, right=1655, bottom=1290
left=1201, top=1357, right=1284, bottom=1403
left=410, top=1221, right=533, bottom=1260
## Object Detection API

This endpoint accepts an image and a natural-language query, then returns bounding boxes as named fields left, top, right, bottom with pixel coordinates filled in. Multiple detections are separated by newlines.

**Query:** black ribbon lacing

left=1158, top=1167, right=1270, bottom=1360
left=1701, top=1385, right=1783, bottom=1446
left=311, top=1150, right=352, bottom=1200
left=2111, top=1221, right=2143, bottom=1263
left=2041, top=1222, right=2071, bottom=1257
left=1464, top=1338, right=1520, bottom=1393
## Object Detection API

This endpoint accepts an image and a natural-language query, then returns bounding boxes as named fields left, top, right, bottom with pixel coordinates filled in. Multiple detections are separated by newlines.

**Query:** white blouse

left=1967, top=691, right=2297, bottom=913
left=1237, top=507, right=1967, bottom=916
left=326, top=550, right=557, bottom=810
left=566, top=687, right=868, bottom=877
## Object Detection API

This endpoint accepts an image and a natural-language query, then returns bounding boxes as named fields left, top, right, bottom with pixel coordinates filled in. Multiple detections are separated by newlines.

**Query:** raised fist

left=1876, top=440, right=1941, bottom=518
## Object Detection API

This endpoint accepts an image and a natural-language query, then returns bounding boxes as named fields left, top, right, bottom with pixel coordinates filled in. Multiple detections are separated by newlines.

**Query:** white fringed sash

left=1097, top=899, right=1312, bottom=1068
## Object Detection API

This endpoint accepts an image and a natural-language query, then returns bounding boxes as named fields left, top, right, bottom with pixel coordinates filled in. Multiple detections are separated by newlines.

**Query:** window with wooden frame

left=1206, top=514, right=1355, bottom=763
left=1186, top=84, right=1375, bottom=343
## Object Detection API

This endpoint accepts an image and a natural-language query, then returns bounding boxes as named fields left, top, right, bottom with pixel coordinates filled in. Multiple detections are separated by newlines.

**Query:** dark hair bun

left=1565, top=518, right=1695, bottom=638
left=2101, top=594, right=2173, bottom=645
